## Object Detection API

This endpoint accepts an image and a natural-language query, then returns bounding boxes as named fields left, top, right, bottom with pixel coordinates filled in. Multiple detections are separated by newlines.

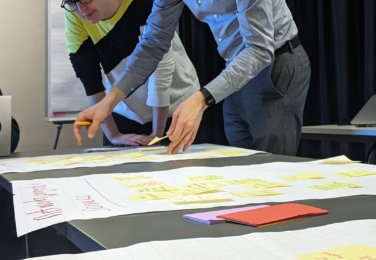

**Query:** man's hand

left=74, top=102, right=111, bottom=145
left=110, top=133, right=153, bottom=146
left=74, top=87, right=126, bottom=145
left=166, top=91, right=207, bottom=154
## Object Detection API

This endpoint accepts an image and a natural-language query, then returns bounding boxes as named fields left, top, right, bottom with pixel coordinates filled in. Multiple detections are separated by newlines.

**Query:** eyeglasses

left=60, top=0, right=93, bottom=12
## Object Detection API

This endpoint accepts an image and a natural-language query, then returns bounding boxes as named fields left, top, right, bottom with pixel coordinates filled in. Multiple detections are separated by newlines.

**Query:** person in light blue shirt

left=73, top=0, right=311, bottom=156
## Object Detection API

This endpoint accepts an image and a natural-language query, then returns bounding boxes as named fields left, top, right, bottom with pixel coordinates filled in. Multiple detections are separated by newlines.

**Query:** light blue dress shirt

left=114, top=0, right=298, bottom=103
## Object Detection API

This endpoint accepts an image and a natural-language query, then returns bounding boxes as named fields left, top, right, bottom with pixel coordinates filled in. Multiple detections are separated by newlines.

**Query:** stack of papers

left=183, top=205, right=269, bottom=224
left=217, top=203, right=328, bottom=227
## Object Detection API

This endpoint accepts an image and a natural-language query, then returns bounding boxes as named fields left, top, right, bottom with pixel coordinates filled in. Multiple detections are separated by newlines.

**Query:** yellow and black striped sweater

left=65, top=0, right=153, bottom=96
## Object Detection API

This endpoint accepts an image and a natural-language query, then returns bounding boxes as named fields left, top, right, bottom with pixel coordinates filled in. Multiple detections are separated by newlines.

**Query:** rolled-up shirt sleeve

left=113, top=0, right=184, bottom=99
left=205, top=0, right=275, bottom=103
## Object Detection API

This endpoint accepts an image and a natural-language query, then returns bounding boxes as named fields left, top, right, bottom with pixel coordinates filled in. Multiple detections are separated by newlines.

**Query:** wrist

left=198, top=88, right=215, bottom=108
left=106, top=87, right=126, bottom=111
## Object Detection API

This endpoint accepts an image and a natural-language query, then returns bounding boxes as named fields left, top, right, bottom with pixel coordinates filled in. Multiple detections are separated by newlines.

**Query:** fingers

left=166, top=111, right=178, bottom=137
left=73, top=124, right=83, bottom=145
left=88, top=118, right=101, bottom=139
left=167, top=129, right=194, bottom=154
left=122, top=140, right=140, bottom=146
left=113, top=134, right=151, bottom=146
left=183, top=130, right=197, bottom=152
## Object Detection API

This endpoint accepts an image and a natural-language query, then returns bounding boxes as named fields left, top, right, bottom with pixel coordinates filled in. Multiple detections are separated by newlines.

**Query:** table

left=1, top=149, right=376, bottom=257
left=44, top=117, right=76, bottom=150
left=302, top=125, right=376, bottom=163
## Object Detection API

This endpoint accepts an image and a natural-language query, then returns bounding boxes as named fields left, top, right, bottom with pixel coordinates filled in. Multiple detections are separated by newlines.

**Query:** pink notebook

left=183, top=205, right=269, bottom=224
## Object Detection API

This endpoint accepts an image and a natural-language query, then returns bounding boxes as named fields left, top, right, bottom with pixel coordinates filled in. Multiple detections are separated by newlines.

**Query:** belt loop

left=288, top=41, right=294, bottom=54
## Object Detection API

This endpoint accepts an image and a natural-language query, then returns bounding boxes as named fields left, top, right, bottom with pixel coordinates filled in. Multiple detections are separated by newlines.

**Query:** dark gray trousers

left=223, top=45, right=311, bottom=156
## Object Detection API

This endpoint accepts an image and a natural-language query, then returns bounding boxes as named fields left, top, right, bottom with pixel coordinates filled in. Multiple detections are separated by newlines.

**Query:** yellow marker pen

left=74, top=121, right=92, bottom=126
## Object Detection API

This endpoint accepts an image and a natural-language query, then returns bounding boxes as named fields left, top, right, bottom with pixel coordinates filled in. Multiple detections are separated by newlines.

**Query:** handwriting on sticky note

left=282, top=172, right=326, bottom=181
left=308, top=182, right=361, bottom=191
left=55, top=157, right=85, bottom=166
left=92, top=158, right=120, bottom=164
left=211, top=151, right=251, bottom=157
left=242, top=182, right=291, bottom=189
left=85, top=155, right=111, bottom=161
left=134, top=186, right=179, bottom=193
left=199, top=147, right=224, bottom=152
left=295, top=244, right=376, bottom=260
left=334, top=169, right=376, bottom=178
left=312, top=155, right=360, bottom=165
left=127, top=192, right=176, bottom=202
left=176, top=182, right=224, bottom=196
left=169, top=194, right=232, bottom=205
left=118, top=152, right=145, bottom=159
left=111, top=176, right=152, bottom=182
left=226, top=179, right=269, bottom=185
left=174, top=188, right=221, bottom=196
left=24, top=159, right=59, bottom=164
left=231, top=190, right=284, bottom=198
left=123, top=181, right=166, bottom=189
left=132, top=156, right=160, bottom=161
left=187, top=175, right=226, bottom=181
left=180, top=182, right=225, bottom=189
left=138, top=146, right=167, bottom=153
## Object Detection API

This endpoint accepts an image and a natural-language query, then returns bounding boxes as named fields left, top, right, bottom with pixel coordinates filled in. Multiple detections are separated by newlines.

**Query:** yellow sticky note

left=148, top=136, right=169, bottom=146
left=24, top=159, right=59, bottom=164
left=180, top=182, right=225, bottom=189
left=200, top=147, right=224, bottom=152
left=134, top=186, right=179, bottom=193
left=242, top=182, right=291, bottom=189
left=187, top=175, right=226, bottom=181
left=139, top=147, right=167, bottom=153
left=226, top=179, right=269, bottom=185
left=55, top=157, right=84, bottom=166
left=308, top=181, right=361, bottom=191
left=118, top=152, right=145, bottom=159
left=211, top=150, right=251, bottom=157
left=132, top=156, right=160, bottom=161
left=159, top=154, right=185, bottom=157
left=92, top=158, right=120, bottom=164
left=334, top=169, right=376, bottom=178
left=168, top=194, right=232, bottom=205
left=295, top=244, right=376, bottom=259
left=111, top=176, right=152, bottom=182
left=312, top=155, right=360, bottom=165
left=123, top=181, right=166, bottom=189
left=127, top=192, right=176, bottom=202
left=85, top=155, right=108, bottom=160
left=176, top=182, right=224, bottom=196
left=231, top=190, right=284, bottom=197
left=282, top=172, right=326, bottom=181
left=173, top=188, right=221, bottom=196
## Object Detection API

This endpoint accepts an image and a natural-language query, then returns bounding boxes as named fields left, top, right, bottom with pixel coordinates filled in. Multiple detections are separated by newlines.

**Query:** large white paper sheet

left=28, top=219, right=376, bottom=260
left=13, top=161, right=376, bottom=236
left=0, top=144, right=261, bottom=175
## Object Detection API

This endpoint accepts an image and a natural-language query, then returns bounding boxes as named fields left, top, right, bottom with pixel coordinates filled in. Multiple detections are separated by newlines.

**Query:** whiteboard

left=46, top=0, right=90, bottom=118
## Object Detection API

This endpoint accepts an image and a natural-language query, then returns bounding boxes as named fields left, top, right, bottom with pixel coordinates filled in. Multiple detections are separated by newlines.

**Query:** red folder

left=217, top=203, right=328, bottom=227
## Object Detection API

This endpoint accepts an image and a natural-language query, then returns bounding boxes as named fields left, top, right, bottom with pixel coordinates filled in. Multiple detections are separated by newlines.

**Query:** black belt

left=275, top=36, right=301, bottom=56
